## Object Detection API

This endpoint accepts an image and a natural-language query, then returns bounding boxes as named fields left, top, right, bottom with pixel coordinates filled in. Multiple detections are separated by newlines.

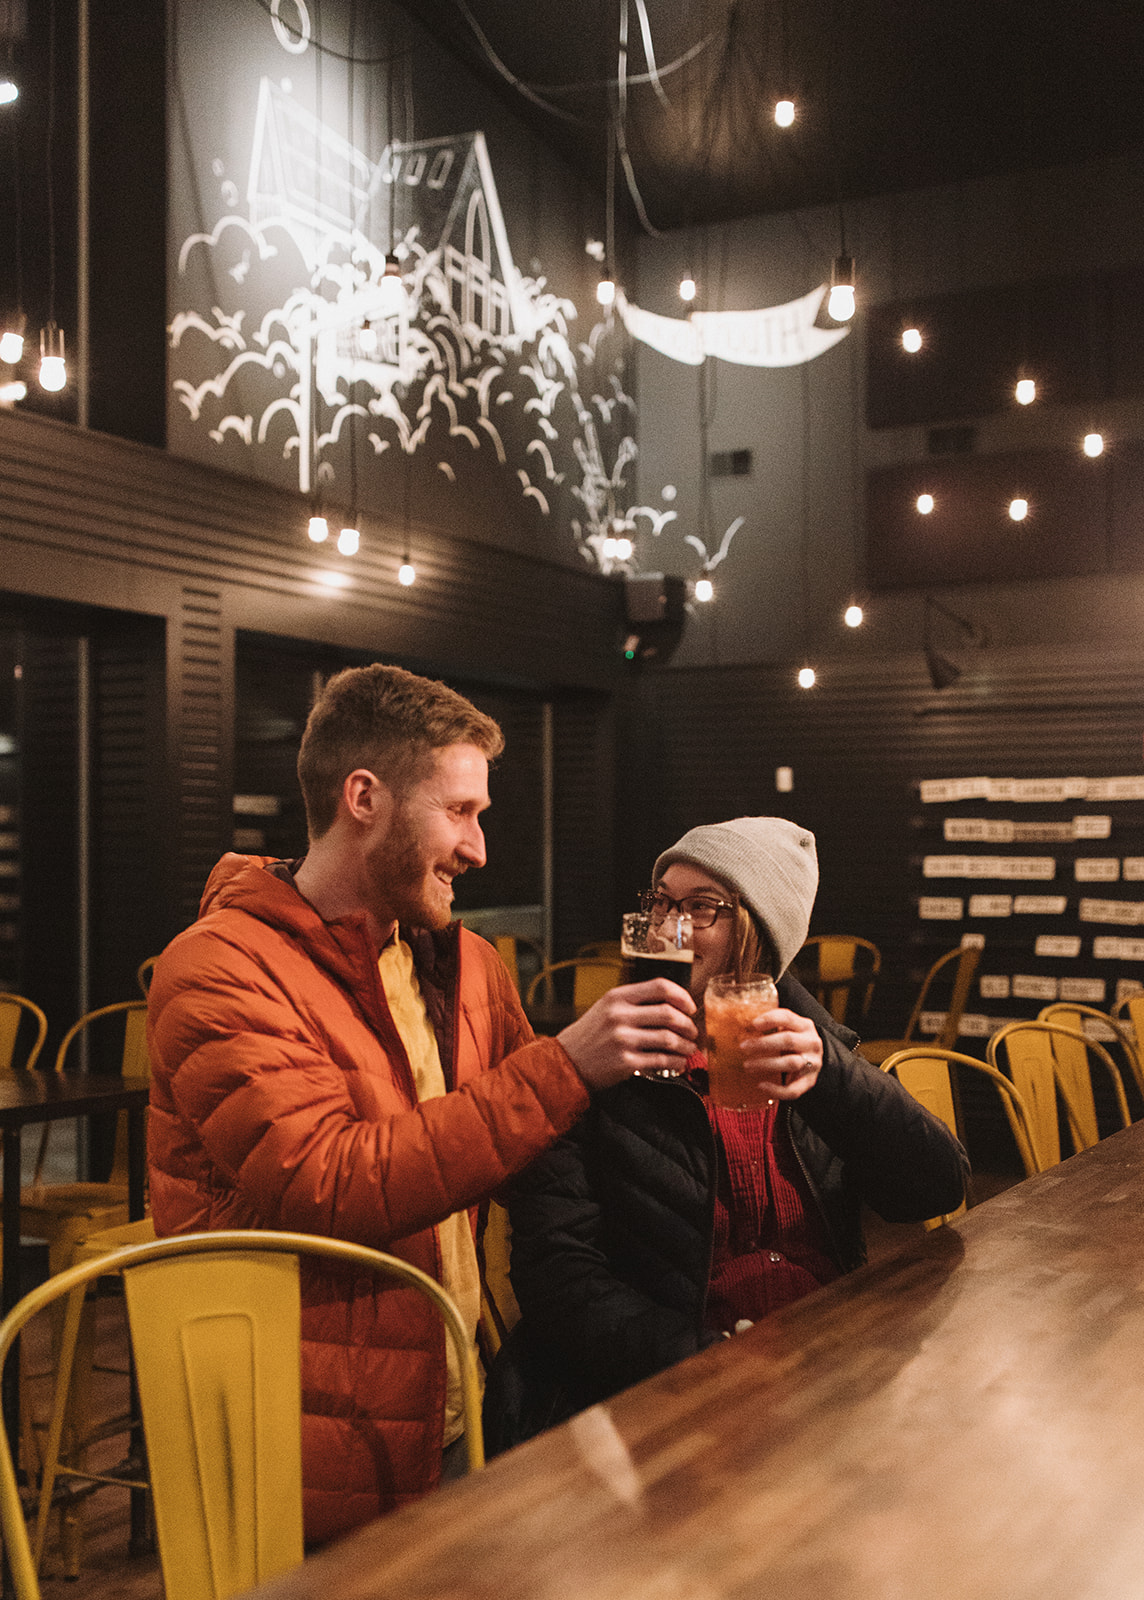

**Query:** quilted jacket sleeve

left=782, top=975, right=970, bottom=1225
left=147, top=923, right=591, bottom=1248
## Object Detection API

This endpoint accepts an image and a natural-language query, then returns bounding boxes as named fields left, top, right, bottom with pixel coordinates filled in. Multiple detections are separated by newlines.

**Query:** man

left=146, top=663, right=695, bottom=1543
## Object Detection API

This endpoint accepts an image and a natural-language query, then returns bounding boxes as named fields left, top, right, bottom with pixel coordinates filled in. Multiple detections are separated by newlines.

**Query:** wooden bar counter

left=250, top=1123, right=1144, bottom=1600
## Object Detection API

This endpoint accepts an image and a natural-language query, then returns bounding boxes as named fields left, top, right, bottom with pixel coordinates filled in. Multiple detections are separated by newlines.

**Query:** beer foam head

left=652, top=817, right=818, bottom=978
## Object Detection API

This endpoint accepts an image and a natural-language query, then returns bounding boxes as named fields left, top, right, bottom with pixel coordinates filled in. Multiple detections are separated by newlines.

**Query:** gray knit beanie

left=652, top=817, right=818, bottom=977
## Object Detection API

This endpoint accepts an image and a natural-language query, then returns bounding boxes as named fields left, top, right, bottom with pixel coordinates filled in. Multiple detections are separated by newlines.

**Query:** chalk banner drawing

left=172, top=19, right=848, bottom=582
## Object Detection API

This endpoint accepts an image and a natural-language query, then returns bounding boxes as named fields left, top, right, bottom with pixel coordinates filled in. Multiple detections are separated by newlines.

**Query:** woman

left=485, top=817, right=968, bottom=1448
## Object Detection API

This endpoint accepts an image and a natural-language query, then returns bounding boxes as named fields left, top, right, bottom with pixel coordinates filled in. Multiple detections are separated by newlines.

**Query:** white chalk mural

left=170, top=58, right=654, bottom=575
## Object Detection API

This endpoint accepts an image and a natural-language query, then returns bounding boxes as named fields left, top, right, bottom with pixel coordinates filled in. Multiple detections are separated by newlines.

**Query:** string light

left=398, top=561, right=416, bottom=586
left=844, top=604, right=864, bottom=628
left=679, top=276, right=696, bottom=302
left=797, top=666, right=816, bottom=689
left=376, top=254, right=404, bottom=318
left=774, top=99, right=795, bottom=127
left=337, top=526, right=360, bottom=555
left=916, top=493, right=935, bottom=515
left=597, top=269, right=616, bottom=308
left=307, top=515, right=330, bottom=543
left=613, top=536, right=633, bottom=560
left=1083, top=432, right=1104, bottom=458
left=694, top=578, right=713, bottom=602
left=0, top=314, right=25, bottom=364
left=0, top=380, right=26, bottom=405
left=38, top=322, right=66, bottom=392
left=901, top=327, right=922, bottom=353
left=827, top=255, right=855, bottom=322
left=1009, top=498, right=1029, bottom=521
left=0, top=78, right=16, bottom=106
left=1015, top=378, right=1036, bottom=405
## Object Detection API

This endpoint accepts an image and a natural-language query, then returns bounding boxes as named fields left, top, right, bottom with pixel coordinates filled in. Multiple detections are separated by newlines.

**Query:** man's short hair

left=297, top=663, right=504, bottom=839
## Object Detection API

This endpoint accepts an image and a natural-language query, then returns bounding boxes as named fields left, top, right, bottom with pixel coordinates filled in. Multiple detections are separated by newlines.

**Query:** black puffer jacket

left=493, top=975, right=968, bottom=1433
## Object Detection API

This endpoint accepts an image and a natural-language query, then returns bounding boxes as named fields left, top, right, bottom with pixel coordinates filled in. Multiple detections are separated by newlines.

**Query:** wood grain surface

left=246, top=1123, right=1144, bottom=1600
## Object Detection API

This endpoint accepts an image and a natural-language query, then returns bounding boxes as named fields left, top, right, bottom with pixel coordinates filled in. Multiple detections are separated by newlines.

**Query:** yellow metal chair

left=21, top=1001, right=150, bottom=1276
left=135, top=957, right=157, bottom=997
left=0, top=1230, right=484, bottom=1600
left=0, top=994, right=48, bottom=1073
left=30, top=1215, right=158, bottom=1576
left=988, top=1019, right=1131, bottom=1171
left=1106, top=994, right=1144, bottom=1104
left=1037, top=1002, right=1142, bottom=1120
left=880, top=1046, right=1041, bottom=1224
left=576, top=939, right=623, bottom=960
left=858, top=943, right=982, bottom=1066
left=526, top=957, right=624, bottom=1018
left=795, top=936, right=881, bottom=1026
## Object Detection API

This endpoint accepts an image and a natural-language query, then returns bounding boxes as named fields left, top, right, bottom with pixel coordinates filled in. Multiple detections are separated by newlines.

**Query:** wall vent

left=710, top=448, right=753, bottom=477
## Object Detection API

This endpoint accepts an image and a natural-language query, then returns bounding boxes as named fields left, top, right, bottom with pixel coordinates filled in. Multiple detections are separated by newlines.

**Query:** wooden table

left=245, top=1121, right=1144, bottom=1600
left=0, top=1074, right=149, bottom=1447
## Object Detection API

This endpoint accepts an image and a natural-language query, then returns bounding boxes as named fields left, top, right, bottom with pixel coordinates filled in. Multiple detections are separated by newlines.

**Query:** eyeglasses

left=644, top=890, right=737, bottom=931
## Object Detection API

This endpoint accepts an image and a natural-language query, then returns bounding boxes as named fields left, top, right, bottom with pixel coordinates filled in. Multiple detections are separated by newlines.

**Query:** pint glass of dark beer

left=620, top=910, right=694, bottom=988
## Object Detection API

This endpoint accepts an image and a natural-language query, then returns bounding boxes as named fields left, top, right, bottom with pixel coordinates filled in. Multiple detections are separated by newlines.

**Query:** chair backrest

left=526, top=958, right=624, bottom=1016
left=35, top=1001, right=151, bottom=1188
left=1106, top=993, right=1144, bottom=1102
left=0, top=1229, right=483, bottom=1600
left=1036, top=1003, right=1138, bottom=1134
left=796, top=936, right=881, bottom=1025
left=988, top=1019, right=1130, bottom=1171
left=903, top=943, right=982, bottom=1050
left=136, top=955, right=158, bottom=996
left=881, top=1046, right=1041, bottom=1185
left=0, top=992, right=48, bottom=1073
left=493, top=935, right=521, bottom=994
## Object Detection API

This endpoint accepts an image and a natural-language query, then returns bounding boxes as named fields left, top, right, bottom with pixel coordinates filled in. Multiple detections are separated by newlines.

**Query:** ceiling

left=400, top=0, right=1144, bottom=234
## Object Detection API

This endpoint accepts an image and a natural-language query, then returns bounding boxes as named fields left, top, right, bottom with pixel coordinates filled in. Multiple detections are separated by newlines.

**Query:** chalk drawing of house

left=247, top=80, right=532, bottom=340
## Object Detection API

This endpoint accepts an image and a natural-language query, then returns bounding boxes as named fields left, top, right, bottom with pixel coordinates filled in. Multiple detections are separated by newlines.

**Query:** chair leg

left=33, top=1284, right=86, bottom=1572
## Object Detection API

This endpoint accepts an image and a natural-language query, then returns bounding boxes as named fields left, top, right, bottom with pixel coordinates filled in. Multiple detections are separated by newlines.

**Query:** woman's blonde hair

left=729, top=903, right=776, bottom=980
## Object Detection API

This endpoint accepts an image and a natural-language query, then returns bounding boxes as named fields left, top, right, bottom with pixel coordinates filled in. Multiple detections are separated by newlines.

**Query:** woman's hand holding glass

left=738, top=1008, right=822, bottom=1101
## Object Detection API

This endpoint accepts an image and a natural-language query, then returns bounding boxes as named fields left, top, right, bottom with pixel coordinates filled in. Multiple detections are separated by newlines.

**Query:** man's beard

left=374, top=807, right=466, bottom=930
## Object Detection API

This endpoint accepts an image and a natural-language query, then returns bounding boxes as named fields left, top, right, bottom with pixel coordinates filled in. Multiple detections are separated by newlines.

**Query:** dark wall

left=0, top=406, right=626, bottom=1000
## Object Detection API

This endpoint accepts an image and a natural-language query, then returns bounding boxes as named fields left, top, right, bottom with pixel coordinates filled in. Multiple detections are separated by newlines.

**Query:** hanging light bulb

left=916, top=493, right=935, bottom=515
left=398, top=560, right=416, bottom=587
left=376, top=254, right=405, bottom=318
left=0, top=313, right=25, bottom=364
left=0, top=79, right=17, bottom=106
left=679, top=276, right=696, bottom=303
left=307, top=515, right=330, bottom=543
left=844, top=603, right=864, bottom=628
left=1083, top=432, right=1104, bottom=458
left=694, top=577, right=714, bottom=603
left=337, top=525, right=360, bottom=555
left=827, top=256, right=855, bottom=322
left=1015, top=377, right=1036, bottom=405
left=901, top=326, right=922, bottom=353
left=797, top=666, right=817, bottom=690
left=38, top=323, right=66, bottom=391
left=774, top=99, right=795, bottom=128
left=0, top=380, right=26, bottom=405
left=1009, top=498, right=1029, bottom=521
left=613, top=537, right=633, bottom=560
left=597, top=268, right=616, bottom=308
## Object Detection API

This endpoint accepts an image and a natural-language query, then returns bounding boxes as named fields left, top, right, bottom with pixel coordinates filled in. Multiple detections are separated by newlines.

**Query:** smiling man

left=146, top=663, right=696, bottom=1544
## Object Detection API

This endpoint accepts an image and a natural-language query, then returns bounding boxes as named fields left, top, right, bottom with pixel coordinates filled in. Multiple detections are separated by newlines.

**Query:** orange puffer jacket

left=147, top=854, right=589, bottom=1543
